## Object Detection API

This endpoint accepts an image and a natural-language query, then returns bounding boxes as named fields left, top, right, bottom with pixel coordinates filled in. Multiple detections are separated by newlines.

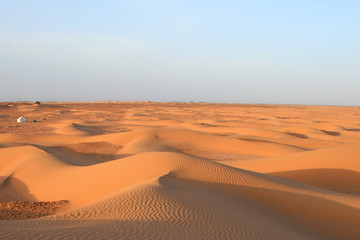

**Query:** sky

left=0, top=0, right=359, bottom=105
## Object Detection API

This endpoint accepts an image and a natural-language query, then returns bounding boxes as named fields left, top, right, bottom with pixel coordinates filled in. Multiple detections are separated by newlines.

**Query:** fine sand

left=1, top=101, right=360, bottom=239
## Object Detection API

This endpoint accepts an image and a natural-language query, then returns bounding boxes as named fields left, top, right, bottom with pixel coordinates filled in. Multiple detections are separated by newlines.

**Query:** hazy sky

left=1, top=0, right=359, bottom=105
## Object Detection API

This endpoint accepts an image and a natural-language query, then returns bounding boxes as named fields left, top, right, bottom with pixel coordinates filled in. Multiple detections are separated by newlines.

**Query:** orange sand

left=0, top=101, right=360, bottom=239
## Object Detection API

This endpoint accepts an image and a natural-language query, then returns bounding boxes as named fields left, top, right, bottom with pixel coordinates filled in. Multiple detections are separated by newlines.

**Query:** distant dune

left=1, top=102, right=360, bottom=239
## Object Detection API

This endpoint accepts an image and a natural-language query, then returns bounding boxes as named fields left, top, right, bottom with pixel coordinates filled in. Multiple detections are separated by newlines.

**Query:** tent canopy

left=17, top=116, right=27, bottom=123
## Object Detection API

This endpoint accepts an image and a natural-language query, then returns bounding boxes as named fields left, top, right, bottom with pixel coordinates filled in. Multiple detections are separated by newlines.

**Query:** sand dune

left=223, top=144, right=360, bottom=194
left=1, top=102, right=360, bottom=239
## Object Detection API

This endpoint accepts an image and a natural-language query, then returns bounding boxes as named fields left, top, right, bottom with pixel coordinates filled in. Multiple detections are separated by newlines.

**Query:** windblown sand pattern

left=0, top=102, right=360, bottom=239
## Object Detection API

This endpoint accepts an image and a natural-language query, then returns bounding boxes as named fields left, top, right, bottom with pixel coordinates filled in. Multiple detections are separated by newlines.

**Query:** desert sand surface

left=1, top=101, right=360, bottom=239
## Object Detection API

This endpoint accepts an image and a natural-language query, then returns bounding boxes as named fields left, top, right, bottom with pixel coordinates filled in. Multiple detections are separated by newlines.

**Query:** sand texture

left=1, top=101, right=360, bottom=239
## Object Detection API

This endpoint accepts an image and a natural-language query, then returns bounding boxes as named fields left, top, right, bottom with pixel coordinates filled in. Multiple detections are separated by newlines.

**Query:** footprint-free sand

left=1, top=101, right=360, bottom=239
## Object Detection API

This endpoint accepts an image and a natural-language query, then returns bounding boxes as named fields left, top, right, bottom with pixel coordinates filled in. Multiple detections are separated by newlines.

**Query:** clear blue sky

left=1, top=0, right=359, bottom=105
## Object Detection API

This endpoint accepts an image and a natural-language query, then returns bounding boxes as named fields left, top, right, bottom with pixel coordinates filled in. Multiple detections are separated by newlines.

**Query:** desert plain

left=0, top=101, right=360, bottom=239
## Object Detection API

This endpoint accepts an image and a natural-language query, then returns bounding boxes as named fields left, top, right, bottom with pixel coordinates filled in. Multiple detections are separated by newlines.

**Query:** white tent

left=17, top=116, right=27, bottom=123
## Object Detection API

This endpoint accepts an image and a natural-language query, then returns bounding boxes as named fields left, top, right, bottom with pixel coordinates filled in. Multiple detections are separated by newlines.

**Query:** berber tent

left=17, top=116, right=27, bottom=123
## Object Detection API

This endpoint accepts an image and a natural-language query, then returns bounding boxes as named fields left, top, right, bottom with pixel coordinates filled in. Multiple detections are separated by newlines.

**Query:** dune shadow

left=0, top=175, right=37, bottom=203
left=30, top=143, right=132, bottom=166
left=285, top=132, right=309, bottom=139
left=321, top=130, right=341, bottom=136
left=238, top=137, right=311, bottom=151
left=342, top=127, right=360, bottom=132
left=274, top=116, right=290, bottom=119
left=72, top=123, right=109, bottom=135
